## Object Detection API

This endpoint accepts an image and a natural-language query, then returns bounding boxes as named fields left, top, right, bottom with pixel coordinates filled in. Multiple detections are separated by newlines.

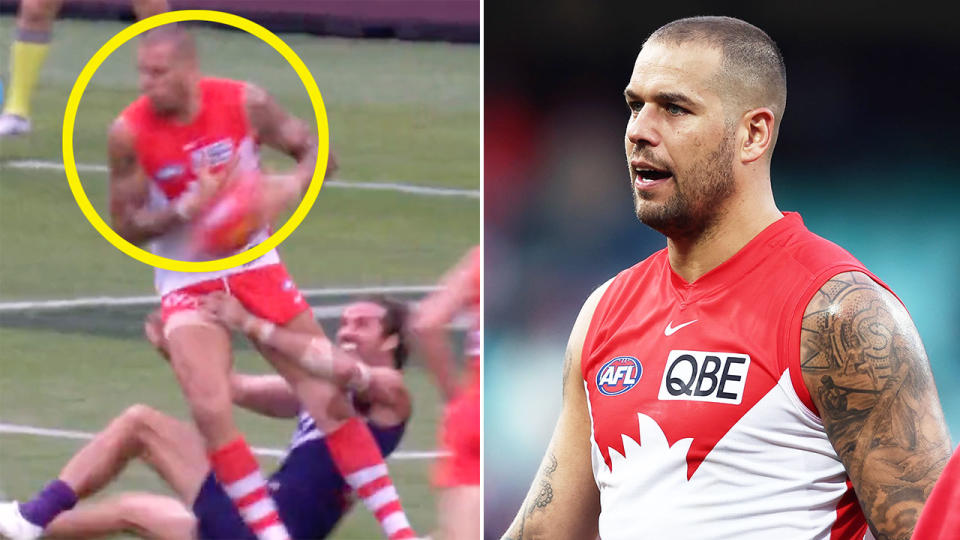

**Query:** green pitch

left=0, top=16, right=479, bottom=539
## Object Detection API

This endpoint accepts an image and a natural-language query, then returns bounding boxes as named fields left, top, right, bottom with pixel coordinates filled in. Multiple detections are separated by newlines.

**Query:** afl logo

left=596, top=356, right=642, bottom=396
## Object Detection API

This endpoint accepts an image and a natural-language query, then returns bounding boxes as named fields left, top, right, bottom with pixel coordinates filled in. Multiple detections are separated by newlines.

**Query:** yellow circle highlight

left=62, top=10, right=328, bottom=272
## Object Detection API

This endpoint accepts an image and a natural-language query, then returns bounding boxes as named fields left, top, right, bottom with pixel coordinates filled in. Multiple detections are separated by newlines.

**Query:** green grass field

left=0, top=16, right=479, bottom=539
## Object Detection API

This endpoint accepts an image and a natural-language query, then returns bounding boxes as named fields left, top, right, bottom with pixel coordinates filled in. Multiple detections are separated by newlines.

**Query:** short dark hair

left=368, top=296, right=410, bottom=370
left=647, top=16, right=786, bottom=143
left=140, top=23, right=197, bottom=61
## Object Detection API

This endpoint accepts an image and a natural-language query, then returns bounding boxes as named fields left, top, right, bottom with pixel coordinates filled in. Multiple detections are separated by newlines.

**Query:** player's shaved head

left=140, top=23, right=197, bottom=63
left=646, top=16, right=787, bottom=147
left=137, top=23, right=200, bottom=116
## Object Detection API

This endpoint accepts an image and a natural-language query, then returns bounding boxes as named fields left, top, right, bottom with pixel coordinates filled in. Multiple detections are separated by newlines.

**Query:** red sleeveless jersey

left=122, top=77, right=257, bottom=201
left=913, top=446, right=960, bottom=540
left=120, top=77, right=277, bottom=294
left=581, top=212, right=896, bottom=539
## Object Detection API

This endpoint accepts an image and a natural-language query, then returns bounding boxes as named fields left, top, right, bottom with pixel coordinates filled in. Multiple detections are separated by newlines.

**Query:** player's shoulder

left=593, top=247, right=669, bottom=305
left=198, top=76, right=249, bottom=103
left=117, top=95, right=152, bottom=127
left=568, top=276, right=618, bottom=356
left=199, top=76, right=245, bottom=91
left=107, top=115, right=136, bottom=148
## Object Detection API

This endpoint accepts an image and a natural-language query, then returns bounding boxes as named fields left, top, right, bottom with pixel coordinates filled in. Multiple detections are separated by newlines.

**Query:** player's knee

left=116, top=493, right=196, bottom=539
left=115, top=404, right=158, bottom=438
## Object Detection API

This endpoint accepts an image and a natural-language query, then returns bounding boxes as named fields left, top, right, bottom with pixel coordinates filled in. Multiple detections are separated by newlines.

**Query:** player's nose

left=626, top=108, right=661, bottom=147
left=138, top=74, right=154, bottom=95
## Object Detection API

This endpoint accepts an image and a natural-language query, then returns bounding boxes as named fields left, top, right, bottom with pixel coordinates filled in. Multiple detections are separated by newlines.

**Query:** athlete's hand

left=200, top=292, right=252, bottom=331
left=257, top=172, right=304, bottom=226
left=174, top=155, right=237, bottom=220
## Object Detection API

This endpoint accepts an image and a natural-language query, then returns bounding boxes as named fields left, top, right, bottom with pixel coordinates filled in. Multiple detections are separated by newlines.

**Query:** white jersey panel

left=590, top=370, right=853, bottom=540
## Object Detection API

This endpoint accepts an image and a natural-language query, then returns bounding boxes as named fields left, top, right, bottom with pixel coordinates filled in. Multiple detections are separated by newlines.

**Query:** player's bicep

left=107, top=119, right=146, bottom=224
left=245, top=83, right=315, bottom=160
left=800, top=271, right=951, bottom=540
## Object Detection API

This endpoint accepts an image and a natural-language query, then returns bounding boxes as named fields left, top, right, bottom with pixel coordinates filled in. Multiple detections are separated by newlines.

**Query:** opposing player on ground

left=105, top=24, right=410, bottom=539
left=414, top=246, right=481, bottom=540
left=504, top=16, right=952, bottom=540
left=0, top=0, right=168, bottom=136
left=0, top=297, right=414, bottom=539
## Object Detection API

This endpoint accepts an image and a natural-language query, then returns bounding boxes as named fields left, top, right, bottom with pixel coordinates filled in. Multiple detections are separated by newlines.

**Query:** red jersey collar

left=665, top=212, right=804, bottom=300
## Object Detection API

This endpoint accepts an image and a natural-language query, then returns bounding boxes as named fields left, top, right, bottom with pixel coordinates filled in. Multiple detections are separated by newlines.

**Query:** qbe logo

left=596, top=356, right=643, bottom=396
left=658, top=350, right=750, bottom=404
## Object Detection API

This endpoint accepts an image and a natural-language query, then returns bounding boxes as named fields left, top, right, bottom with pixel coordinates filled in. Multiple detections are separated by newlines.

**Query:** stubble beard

left=633, top=134, right=736, bottom=241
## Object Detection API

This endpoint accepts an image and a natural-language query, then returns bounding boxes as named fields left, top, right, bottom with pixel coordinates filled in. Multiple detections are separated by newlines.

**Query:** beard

left=633, top=133, right=736, bottom=240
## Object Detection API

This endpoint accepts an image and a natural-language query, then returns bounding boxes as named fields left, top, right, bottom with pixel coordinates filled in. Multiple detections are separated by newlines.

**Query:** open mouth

left=634, top=166, right=673, bottom=190
left=635, top=168, right=672, bottom=182
left=341, top=342, right=358, bottom=352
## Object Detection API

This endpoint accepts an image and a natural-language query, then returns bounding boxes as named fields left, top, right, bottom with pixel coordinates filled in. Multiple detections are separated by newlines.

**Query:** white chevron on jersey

left=587, top=370, right=861, bottom=540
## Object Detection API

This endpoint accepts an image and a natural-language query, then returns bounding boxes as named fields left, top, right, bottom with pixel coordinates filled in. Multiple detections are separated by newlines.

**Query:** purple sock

left=18, top=480, right=77, bottom=528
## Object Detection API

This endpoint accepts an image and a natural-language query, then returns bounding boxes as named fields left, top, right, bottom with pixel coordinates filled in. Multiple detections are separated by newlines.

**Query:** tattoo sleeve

left=800, top=271, right=951, bottom=540
left=107, top=119, right=181, bottom=244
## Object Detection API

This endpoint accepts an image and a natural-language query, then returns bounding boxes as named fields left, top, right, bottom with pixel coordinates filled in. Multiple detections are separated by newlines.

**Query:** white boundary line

left=0, top=422, right=445, bottom=461
left=0, top=285, right=436, bottom=312
left=1, top=160, right=480, bottom=199
left=0, top=287, right=473, bottom=329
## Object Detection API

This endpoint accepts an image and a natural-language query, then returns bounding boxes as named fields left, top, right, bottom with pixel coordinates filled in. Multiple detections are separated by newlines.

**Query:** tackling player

left=0, top=296, right=414, bottom=539
left=504, top=16, right=952, bottom=540
left=0, top=0, right=168, bottom=136
left=106, top=24, right=408, bottom=539
left=414, top=246, right=481, bottom=540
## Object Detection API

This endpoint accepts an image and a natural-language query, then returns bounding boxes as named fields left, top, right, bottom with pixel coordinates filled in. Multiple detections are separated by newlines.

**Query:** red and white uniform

left=122, top=78, right=307, bottom=324
left=913, top=446, right=960, bottom=540
left=581, top=212, right=893, bottom=539
left=434, top=246, right=481, bottom=487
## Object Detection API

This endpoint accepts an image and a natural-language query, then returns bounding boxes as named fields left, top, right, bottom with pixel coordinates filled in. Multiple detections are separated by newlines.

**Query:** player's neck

left=666, top=192, right=782, bottom=284
left=168, top=85, right=202, bottom=124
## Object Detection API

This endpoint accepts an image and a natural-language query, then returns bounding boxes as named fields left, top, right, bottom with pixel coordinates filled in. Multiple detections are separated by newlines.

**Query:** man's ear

left=380, top=333, right=399, bottom=353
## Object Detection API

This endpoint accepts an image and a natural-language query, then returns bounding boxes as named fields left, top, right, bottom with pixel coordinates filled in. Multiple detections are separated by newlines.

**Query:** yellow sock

left=3, top=31, right=52, bottom=119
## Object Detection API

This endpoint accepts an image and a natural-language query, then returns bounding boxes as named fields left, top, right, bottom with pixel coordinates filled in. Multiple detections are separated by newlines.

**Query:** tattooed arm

left=502, top=281, right=611, bottom=540
left=800, top=271, right=951, bottom=540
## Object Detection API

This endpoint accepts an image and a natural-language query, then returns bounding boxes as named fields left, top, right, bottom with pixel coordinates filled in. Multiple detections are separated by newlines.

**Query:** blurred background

left=485, top=1, right=959, bottom=537
left=1, top=1, right=477, bottom=537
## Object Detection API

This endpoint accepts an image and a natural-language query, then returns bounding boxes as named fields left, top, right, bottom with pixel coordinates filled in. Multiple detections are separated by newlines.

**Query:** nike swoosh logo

left=664, top=319, right=698, bottom=336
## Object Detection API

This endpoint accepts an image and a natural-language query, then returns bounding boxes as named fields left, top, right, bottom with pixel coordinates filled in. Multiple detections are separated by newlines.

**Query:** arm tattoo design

left=506, top=453, right=558, bottom=540
left=801, top=272, right=950, bottom=540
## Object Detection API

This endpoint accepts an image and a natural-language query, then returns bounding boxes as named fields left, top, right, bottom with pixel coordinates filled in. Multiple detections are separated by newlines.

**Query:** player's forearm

left=503, top=450, right=600, bottom=540
left=294, top=139, right=319, bottom=188
left=416, top=328, right=458, bottom=401
left=244, top=316, right=371, bottom=392
left=229, top=373, right=300, bottom=418
left=114, top=205, right=183, bottom=245
left=273, top=137, right=318, bottom=197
